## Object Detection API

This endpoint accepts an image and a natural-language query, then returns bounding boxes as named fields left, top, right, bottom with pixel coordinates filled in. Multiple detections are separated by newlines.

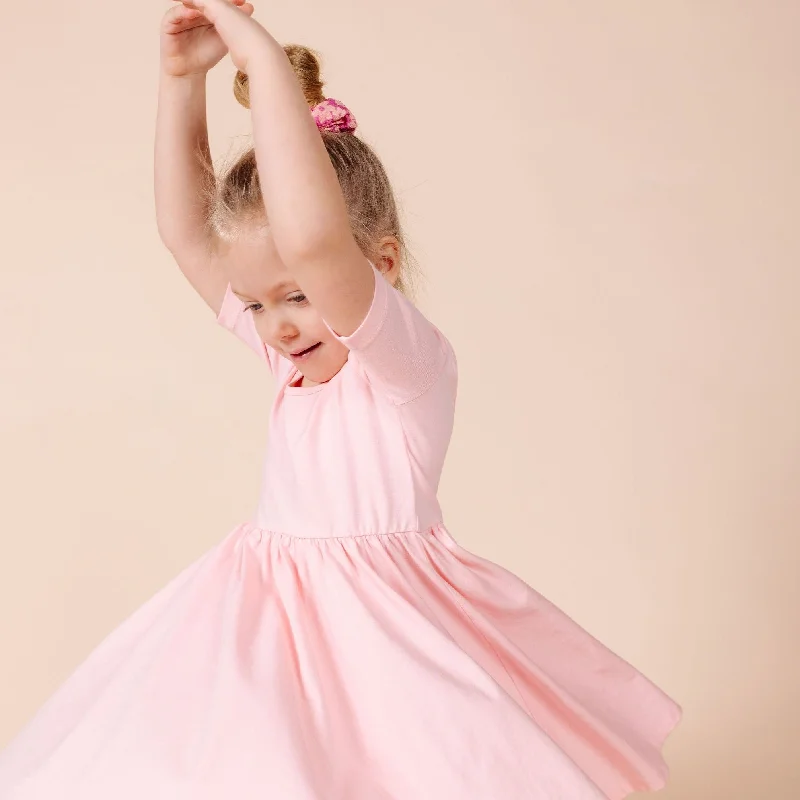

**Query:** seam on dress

left=246, top=524, right=441, bottom=543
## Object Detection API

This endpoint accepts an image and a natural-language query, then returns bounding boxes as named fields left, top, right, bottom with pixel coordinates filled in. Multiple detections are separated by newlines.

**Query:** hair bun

left=233, top=44, right=326, bottom=110
left=284, top=44, right=326, bottom=107
left=233, top=69, right=251, bottom=109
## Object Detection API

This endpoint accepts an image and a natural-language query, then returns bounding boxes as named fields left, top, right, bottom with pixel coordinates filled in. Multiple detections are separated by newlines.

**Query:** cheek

left=252, top=314, right=276, bottom=346
left=304, top=309, right=336, bottom=343
left=307, top=313, right=348, bottom=360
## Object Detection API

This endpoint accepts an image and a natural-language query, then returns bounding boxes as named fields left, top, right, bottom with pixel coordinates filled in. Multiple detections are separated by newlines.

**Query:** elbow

left=154, top=214, right=185, bottom=255
left=271, top=196, right=355, bottom=269
left=274, top=226, right=356, bottom=272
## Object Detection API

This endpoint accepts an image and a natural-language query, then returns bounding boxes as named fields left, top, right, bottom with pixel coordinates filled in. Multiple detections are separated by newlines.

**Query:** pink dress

left=0, top=263, right=681, bottom=799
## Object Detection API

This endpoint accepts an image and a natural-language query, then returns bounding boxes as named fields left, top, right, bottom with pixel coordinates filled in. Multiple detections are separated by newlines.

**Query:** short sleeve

left=324, top=262, right=453, bottom=405
left=216, top=283, right=284, bottom=375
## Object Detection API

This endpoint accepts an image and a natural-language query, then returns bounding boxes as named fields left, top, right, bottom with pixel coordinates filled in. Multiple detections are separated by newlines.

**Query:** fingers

left=170, top=0, right=250, bottom=24
left=165, top=3, right=203, bottom=25
left=164, top=0, right=249, bottom=29
left=176, top=0, right=247, bottom=5
left=180, top=0, right=247, bottom=14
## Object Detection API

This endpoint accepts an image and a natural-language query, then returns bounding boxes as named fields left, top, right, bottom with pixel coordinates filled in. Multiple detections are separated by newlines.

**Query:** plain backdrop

left=1, top=1, right=798, bottom=798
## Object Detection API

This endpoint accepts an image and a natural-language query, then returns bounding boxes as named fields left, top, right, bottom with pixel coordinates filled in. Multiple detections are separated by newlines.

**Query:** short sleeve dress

left=0, top=262, right=682, bottom=800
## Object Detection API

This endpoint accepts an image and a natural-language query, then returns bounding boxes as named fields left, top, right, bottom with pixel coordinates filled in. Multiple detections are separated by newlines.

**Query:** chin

left=298, top=360, right=345, bottom=386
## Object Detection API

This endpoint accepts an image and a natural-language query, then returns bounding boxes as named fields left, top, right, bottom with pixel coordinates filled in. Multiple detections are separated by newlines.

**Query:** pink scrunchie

left=311, top=98, right=357, bottom=134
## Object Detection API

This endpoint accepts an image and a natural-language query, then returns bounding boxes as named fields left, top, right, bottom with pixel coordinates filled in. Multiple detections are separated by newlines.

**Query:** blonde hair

left=200, top=44, right=418, bottom=296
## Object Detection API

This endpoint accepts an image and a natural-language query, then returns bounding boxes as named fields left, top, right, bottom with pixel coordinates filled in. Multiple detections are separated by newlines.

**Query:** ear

left=373, top=236, right=402, bottom=286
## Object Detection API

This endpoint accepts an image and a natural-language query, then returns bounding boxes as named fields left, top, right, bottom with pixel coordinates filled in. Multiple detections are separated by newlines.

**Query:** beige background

left=1, top=1, right=798, bottom=797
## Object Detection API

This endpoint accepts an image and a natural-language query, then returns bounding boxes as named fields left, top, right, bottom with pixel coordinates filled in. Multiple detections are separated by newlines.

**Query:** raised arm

left=178, top=0, right=379, bottom=336
left=154, top=73, right=225, bottom=313
left=244, top=44, right=375, bottom=337
left=154, top=2, right=254, bottom=315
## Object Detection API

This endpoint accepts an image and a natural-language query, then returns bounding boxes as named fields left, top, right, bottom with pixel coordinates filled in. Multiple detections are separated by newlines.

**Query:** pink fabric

left=0, top=264, right=681, bottom=798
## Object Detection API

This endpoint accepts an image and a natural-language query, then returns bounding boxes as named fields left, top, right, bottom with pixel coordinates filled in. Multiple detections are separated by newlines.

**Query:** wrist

left=241, top=32, right=286, bottom=75
left=160, top=68, right=208, bottom=82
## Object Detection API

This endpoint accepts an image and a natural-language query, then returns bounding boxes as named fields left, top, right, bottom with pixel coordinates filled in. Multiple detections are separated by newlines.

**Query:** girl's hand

left=178, top=0, right=273, bottom=75
left=160, top=0, right=255, bottom=78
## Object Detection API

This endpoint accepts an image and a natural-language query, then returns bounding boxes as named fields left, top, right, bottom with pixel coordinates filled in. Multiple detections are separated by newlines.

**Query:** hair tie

left=311, top=98, right=357, bottom=134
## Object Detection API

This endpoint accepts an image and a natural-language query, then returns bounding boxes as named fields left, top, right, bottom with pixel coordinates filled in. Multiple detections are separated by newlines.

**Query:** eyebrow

left=232, top=280, right=296, bottom=301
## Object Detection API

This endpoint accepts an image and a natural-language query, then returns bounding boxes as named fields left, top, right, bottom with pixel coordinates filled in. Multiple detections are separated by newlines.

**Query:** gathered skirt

left=0, top=522, right=681, bottom=799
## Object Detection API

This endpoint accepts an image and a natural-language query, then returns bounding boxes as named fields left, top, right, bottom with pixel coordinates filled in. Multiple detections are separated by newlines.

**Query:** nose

left=260, top=310, right=298, bottom=345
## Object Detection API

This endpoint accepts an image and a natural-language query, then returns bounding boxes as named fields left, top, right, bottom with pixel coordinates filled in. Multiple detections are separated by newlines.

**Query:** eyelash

left=245, top=295, right=307, bottom=313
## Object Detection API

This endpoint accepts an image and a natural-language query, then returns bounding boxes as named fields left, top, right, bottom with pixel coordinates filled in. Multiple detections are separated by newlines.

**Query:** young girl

left=0, top=1, right=682, bottom=797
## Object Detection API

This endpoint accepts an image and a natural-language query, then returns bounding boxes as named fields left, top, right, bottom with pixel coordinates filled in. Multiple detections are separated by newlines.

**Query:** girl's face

left=223, top=231, right=349, bottom=387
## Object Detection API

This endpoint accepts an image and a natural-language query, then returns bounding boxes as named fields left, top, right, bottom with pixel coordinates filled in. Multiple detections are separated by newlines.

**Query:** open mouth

left=290, top=342, right=322, bottom=361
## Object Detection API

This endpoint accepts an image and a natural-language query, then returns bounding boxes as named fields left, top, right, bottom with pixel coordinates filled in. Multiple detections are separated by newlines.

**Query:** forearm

left=154, top=71, right=215, bottom=254
left=245, top=39, right=353, bottom=262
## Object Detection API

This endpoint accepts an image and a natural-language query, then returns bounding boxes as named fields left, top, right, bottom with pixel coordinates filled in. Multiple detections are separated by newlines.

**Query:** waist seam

left=242, top=521, right=444, bottom=542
